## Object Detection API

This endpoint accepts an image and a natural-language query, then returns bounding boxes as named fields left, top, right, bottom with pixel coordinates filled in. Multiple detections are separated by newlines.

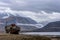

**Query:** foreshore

left=0, top=33, right=59, bottom=40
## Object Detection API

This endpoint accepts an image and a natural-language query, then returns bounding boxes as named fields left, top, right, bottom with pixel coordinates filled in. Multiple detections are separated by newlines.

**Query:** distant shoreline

left=20, top=32, right=60, bottom=37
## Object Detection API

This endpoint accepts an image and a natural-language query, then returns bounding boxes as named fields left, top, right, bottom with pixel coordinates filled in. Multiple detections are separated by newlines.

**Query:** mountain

left=33, top=21, right=60, bottom=32
left=0, top=13, right=39, bottom=32
left=0, top=13, right=37, bottom=24
left=0, top=13, right=8, bottom=18
left=4, top=16, right=38, bottom=31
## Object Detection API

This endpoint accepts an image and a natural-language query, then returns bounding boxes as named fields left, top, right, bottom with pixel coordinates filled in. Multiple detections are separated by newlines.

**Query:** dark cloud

left=0, top=0, right=60, bottom=12
left=0, top=0, right=11, bottom=3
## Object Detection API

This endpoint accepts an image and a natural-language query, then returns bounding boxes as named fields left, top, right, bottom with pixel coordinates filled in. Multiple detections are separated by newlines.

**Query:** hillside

left=0, top=13, right=38, bottom=32
left=33, top=21, right=60, bottom=32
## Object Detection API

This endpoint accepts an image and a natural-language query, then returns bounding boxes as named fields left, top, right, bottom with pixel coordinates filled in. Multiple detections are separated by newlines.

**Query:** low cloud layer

left=0, top=7, right=60, bottom=23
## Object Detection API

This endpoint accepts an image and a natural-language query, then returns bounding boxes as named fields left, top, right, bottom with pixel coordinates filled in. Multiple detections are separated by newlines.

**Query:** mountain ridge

left=32, top=21, right=60, bottom=32
left=0, top=13, right=39, bottom=32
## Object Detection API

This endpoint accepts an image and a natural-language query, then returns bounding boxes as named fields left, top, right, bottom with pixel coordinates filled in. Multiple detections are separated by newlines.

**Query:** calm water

left=21, top=32, right=60, bottom=36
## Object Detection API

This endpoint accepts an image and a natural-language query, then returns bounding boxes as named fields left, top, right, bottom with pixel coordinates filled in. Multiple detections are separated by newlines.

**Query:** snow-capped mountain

left=0, top=13, right=43, bottom=32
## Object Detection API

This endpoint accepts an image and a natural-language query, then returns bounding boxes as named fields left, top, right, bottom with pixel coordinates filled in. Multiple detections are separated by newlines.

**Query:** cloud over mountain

left=0, top=0, right=60, bottom=23
left=0, top=7, right=60, bottom=23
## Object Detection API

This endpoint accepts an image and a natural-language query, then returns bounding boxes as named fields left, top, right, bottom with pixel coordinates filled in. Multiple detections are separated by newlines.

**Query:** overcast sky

left=0, top=0, right=60, bottom=22
left=0, top=0, right=60, bottom=12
